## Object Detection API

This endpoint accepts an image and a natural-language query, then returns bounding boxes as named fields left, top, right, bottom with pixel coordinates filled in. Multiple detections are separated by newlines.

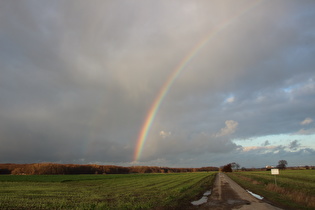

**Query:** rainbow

left=134, top=0, right=262, bottom=162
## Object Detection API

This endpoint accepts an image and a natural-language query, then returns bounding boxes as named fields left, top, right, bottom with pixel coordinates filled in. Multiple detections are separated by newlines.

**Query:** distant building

left=265, top=165, right=274, bottom=170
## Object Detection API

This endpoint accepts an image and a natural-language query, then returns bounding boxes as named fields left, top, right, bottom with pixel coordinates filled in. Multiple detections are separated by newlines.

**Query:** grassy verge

left=227, top=170, right=315, bottom=210
left=0, top=172, right=217, bottom=209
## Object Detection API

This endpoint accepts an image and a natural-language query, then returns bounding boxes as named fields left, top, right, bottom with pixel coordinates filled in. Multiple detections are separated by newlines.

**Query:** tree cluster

left=0, top=163, right=219, bottom=175
left=221, top=163, right=232, bottom=172
left=221, top=162, right=241, bottom=172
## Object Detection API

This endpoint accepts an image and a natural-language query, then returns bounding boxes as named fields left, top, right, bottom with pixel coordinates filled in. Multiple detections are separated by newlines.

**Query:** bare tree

left=230, top=162, right=240, bottom=171
left=277, top=160, right=288, bottom=169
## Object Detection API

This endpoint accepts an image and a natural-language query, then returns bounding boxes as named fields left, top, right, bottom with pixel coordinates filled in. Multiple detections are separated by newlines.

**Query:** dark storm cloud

left=261, top=140, right=270, bottom=147
left=0, top=0, right=147, bottom=163
left=0, top=0, right=314, bottom=166
left=288, top=140, right=301, bottom=150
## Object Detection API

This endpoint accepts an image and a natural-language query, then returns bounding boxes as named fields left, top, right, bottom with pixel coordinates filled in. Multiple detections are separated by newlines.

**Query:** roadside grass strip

left=227, top=170, right=315, bottom=210
left=0, top=172, right=216, bottom=209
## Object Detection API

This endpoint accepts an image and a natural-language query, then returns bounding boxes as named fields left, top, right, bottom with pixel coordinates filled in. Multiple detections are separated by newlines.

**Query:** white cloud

left=215, top=120, right=238, bottom=137
left=296, top=128, right=315, bottom=135
left=225, top=96, right=235, bottom=103
left=159, top=130, right=171, bottom=139
left=242, top=146, right=277, bottom=152
left=300, top=117, right=313, bottom=125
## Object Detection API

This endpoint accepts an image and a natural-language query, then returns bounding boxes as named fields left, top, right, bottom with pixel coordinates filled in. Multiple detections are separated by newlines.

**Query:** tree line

left=221, top=160, right=315, bottom=172
left=0, top=163, right=219, bottom=175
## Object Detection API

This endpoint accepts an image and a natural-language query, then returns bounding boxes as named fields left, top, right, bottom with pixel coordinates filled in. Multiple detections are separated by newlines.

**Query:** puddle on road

left=227, top=199, right=250, bottom=205
left=191, top=190, right=211, bottom=205
left=246, top=190, right=264, bottom=200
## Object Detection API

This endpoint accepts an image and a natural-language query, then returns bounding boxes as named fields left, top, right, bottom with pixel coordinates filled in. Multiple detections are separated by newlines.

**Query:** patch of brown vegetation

left=266, top=183, right=315, bottom=208
left=251, top=180, right=262, bottom=185
left=233, top=174, right=262, bottom=185
left=0, top=163, right=219, bottom=175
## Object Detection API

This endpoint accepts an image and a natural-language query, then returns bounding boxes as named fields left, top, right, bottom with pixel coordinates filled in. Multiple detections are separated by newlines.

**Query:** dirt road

left=190, top=173, right=282, bottom=210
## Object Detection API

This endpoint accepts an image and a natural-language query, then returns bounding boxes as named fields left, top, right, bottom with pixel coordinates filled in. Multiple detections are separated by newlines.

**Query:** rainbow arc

left=134, top=0, right=262, bottom=161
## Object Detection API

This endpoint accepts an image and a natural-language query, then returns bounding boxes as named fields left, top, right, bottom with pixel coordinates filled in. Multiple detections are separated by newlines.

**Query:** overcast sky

left=1, top=0, right=314, bottom=168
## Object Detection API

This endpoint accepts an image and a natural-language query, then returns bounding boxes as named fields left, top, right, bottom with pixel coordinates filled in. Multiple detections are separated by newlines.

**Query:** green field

left=0, top=172, right=216, bottom=209
left=227, top=170, right=315, bottom=210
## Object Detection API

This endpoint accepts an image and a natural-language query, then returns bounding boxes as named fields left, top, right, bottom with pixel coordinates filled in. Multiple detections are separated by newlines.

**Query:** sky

left=0, top=0, right=314, bottom=168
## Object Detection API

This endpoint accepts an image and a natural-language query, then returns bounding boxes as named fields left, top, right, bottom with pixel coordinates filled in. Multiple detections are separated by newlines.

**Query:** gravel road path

left=190, top=172, right=282, bottom=210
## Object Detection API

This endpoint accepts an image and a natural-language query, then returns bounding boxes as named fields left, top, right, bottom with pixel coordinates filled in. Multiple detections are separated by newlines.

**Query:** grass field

left=227, top=170, right=315, bottom=210
left=0, top=172, right=216, bottom=209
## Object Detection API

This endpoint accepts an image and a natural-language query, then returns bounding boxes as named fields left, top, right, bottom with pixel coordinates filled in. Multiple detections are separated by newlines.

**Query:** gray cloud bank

left=0, top=0, right=314, bottom=167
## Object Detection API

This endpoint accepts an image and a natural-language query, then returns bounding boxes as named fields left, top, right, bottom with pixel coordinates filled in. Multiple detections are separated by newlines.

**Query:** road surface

left=190, top=172, right=282, bottom=210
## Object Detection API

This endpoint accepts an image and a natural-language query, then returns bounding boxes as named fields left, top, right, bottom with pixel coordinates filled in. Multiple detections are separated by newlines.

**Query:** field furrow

left=0, top=172, right=216, bottom=209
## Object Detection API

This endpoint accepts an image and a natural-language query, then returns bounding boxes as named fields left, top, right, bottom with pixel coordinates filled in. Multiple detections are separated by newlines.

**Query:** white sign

left=271, top=168, right=279, bottom=175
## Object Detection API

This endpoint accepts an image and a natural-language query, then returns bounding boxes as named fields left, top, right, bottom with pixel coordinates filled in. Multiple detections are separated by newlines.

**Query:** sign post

left=271, top=168, right=279, bottom=186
